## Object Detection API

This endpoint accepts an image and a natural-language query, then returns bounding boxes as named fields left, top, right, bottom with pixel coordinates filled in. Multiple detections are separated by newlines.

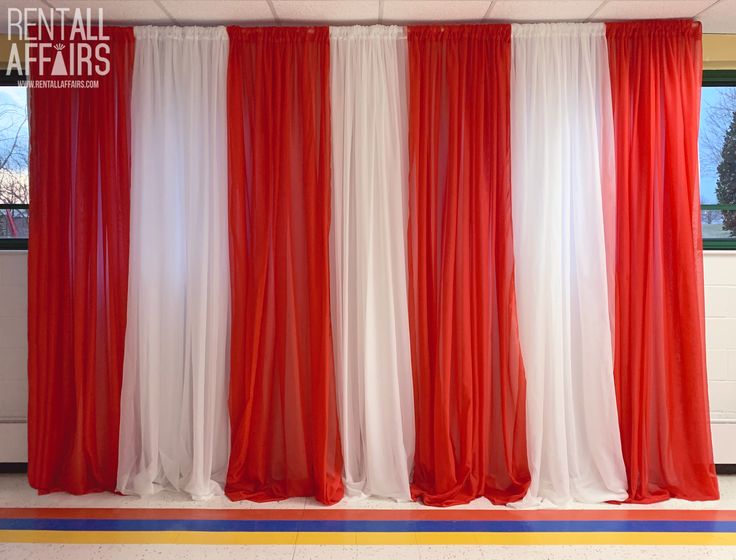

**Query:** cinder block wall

left=0, top=251, right=27, bottom=462
left=705, top=251, right=736, bottom=463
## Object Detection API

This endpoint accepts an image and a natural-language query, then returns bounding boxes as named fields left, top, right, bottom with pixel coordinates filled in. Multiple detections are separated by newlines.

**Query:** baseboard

left=716, top=464, right=736, bottom=475
left=0, top=462, right=27, bottom=473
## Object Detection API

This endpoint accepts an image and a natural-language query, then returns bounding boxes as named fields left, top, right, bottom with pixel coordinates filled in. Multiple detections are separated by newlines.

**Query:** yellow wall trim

left=703, top=34, right=736, bottom=70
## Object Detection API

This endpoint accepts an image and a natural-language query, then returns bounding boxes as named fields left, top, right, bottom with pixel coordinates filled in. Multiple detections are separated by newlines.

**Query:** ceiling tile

left=489, top=0, right=601, bottom=21
left=46, top=1, right=172, bottom=24
left=697, top=0, right=736, bottom=33
left=161, top=0, right=274, bottom=23
left=273, top=1, right=378, bottom=23
left=594, top=0, right=715, bottom=20
left=382, top=0, right=490, bottom=23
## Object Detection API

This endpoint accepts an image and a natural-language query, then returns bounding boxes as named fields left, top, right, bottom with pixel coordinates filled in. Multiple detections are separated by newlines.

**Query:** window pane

left=700, top=84, right=736, bottom=241
left=0, top=86, right=28, bottom=202
left=0, top=85, right=28, bottom=242
left=0, top=206, right=28, bottom=238
left=701, top=208, right=736, bottom=239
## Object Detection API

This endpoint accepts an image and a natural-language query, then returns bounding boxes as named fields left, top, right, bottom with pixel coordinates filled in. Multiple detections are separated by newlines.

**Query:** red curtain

left=407, top=25, right=530, bottom=507
left=607, top=20, right=719, bottom=503
left=27, top=27, right=134, bottom=494
left=225, top=26, right=344, bottom=505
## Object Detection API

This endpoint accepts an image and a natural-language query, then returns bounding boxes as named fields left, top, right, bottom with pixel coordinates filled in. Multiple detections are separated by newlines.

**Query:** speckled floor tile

left=3, top=542, right=736, bottom=560
left=480, top=545, right=736, bottom=560
left=292, top=545, right=354, bottom=559
left=0, top=543, right=30, bottom=560
left=0, top=544, right=298, bottom=560
left=304, top=495, right=419, bottom=510
left=418, top=545, right=485, bottom=560
left=248, top=496, right=307, bottom=510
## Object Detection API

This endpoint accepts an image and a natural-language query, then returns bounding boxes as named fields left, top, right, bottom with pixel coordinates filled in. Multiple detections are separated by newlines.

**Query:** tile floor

left=0, top=473, right=735, bottom=559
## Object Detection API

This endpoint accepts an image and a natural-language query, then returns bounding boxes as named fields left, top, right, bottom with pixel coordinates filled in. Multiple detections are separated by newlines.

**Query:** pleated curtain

left=27, top=27, right=134, bottom=495
left=510, top=23, right=628, bottom=505
left=607, top=20, right=719, bottom=503
left=25, top=20, right=718, bottom=507
left=407, top=25, right=531, bottom=507
left=225, top=26, right=344, bottom=505
left=116, top=26, right=231, bottom=499
left=329, top=25, right=415, bottom=500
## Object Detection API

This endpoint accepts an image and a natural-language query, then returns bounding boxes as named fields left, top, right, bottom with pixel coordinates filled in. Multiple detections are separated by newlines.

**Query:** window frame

left=701, top=69, right=736, bottom=250
left=0, top=70, right=28, bottom=251
left=0, top=204, right=28, bottom=250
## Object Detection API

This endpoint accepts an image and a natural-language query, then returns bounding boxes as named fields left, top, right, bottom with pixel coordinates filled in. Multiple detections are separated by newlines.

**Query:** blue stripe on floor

left=1, top=518, right=736, bottom=533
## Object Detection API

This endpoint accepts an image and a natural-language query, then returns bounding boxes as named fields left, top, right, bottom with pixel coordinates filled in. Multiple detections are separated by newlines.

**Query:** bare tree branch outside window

left=0, top=86, right=29, bottom=239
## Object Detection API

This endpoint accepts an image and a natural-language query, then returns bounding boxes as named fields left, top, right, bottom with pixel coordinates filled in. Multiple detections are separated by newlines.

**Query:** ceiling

left=1, top=0, right=734, bottom=33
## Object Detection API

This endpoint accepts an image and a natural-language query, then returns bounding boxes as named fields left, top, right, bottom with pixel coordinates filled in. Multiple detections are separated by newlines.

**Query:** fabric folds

left=510, top=23, right=627, bottom=506
left=27, top=27, right=135, bottom=494
left=329, top=25, right=414, bottom=500
left=606, top=20, right=719, bottom=503
left=407, top=24, right=531, bottom=507
left=226, top=26, right=344, bottom=505
left=24, top=19, right=718, bottom=508
left=116, top=26, right=231, bottom=499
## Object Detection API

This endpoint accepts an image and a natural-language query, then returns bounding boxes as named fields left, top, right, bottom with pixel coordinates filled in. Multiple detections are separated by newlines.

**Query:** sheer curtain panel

left=407, top=24, right=531, bottom=507
left=329, top=25, right=414, bottom=500
left=116, top=26, right=231, bottom=499
left=607, top=20, right=719, bottom=503
left=28, top=27, right=135, bottom=495
left=226, top=26, right=344, bottom=505
left=510, top=23, right=627, bottom=506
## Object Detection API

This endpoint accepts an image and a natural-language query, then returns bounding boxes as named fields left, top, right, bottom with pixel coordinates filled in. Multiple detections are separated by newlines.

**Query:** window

left=0, top=71, right=28, bottom=250
left=700, top=70, right=736, bottom=250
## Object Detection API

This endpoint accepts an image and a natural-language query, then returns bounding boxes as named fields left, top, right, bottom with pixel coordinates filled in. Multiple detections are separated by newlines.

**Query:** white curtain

left=117, top=26, right=230, bottom=500
left=510, top=23, right=627, bottom=506
left=329, top=25, right=414, bottom=500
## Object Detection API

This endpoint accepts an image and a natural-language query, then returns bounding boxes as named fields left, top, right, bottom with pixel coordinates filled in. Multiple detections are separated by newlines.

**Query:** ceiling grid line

left=265, top=0, right=282, bottom=25
left=483, top=0, right=499, bottom=20
left=587, top=0, right=613, bottom=21
left=152, top=0, right=177, bottom=25
left=695, top=0, right=728, bottom=18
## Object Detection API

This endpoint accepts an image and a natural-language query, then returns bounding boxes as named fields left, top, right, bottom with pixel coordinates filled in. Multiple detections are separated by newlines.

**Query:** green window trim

left=703, top=69, right=736, bottom=86
left=702, top=204, right=736, bottom=210
left=701, top=70, right=736, bottom=250
left=702, top=205, right=736, bottom=250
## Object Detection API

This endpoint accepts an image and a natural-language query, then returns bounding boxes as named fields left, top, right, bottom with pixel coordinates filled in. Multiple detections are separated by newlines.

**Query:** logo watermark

left=6, top=8, right=109, bottom=87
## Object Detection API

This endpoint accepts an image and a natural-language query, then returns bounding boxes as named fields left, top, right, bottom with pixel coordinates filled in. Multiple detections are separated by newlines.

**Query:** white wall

left=0, top=250, right=735, bottom=463
left=705, top=251, right=736, bottom=463
left=0, top=250, right=27, bottom=462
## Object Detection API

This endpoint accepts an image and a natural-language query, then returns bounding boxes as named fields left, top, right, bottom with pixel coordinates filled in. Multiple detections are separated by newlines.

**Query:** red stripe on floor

left=1, top=508, right=735, bottom=521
